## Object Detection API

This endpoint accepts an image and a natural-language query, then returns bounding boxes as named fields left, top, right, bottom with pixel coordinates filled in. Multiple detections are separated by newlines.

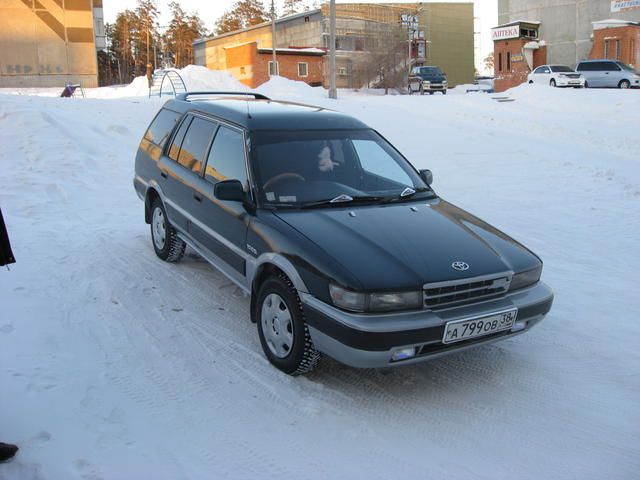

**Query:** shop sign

left=611, top=0, right=640, bottom=12
left=492, top=25, right=520, bottom=41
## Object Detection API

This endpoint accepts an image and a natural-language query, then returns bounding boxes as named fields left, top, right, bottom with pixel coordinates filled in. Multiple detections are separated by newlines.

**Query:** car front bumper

left=557, top=78, right=585, bottom=87
left=300, top=282, right=553, bottom=368
left=423, top=82, right=447, bottom=91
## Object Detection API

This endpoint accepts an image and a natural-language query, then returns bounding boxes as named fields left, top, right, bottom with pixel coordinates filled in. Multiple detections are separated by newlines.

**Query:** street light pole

left=271, top=0, right=277, bottom=76
left=328, top=0, right=337, bottom=99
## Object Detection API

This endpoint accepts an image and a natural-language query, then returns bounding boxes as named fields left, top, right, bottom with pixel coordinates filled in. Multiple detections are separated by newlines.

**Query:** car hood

left=274, top=198, right=540, bottom=291
left=419, top=74, right=446, bottom=82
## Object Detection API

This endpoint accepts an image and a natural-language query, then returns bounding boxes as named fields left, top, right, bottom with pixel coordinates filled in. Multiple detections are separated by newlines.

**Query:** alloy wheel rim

left=152, top=207, right=166, bottom=250
left=261, top=293, right=294, bottom=358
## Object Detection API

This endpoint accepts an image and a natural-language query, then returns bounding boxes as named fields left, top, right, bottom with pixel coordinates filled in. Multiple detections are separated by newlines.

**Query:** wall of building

left=590, top=24, right=640, bottom=66
left=224, top=42, right=324, bottom=88
left=420, top=3, right=475, bottom=86
left=498, top=0, right=640, bottom=66
left=0, top=0, right=98, bottom=88
left=494, top=37, right=547, bottom=91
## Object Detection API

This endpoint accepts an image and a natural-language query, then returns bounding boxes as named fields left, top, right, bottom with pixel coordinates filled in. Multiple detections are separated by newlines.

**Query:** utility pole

left=328, top=0, right=337, bottom=99
left=271, top=0, right=277, bottom=76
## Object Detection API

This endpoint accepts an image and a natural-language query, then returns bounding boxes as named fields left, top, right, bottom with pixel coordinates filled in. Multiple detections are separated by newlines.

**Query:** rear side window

left=603, top=62, right=620, bottom=71
left=144, top=109, right=180, bottom=147
left=168, top=116, right=193, bottom=161
left=176, top=116, right=217, bottom=173
left=204, top=126, right=247, bottom=186
left=576, top=62, right=591, bottom=71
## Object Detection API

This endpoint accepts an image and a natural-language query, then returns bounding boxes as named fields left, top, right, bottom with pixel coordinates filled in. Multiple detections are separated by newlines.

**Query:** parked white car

left=527, top=65, right=585, bottom=88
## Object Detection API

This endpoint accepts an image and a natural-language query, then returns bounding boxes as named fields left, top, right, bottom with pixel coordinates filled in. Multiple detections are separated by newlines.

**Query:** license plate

left=442, top=309, right=517, bottom=344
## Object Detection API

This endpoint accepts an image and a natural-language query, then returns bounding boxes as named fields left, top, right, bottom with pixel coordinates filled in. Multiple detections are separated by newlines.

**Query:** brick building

left=492, top=21, right=547, bottom=92
left=589, top=19, right=640, bottom=66
left=224, top=42, right=325, bottom=88
left=194, top=3, right=475, bottom=89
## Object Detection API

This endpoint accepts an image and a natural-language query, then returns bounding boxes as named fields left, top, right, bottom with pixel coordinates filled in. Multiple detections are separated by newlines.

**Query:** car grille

left=423, top=273, right=512, bottom=310
left=565, top=74, right=581, bottom=79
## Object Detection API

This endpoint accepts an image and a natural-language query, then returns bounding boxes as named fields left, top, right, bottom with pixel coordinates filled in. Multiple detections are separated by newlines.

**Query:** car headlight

left=509, top=265, right=542, bottom=291
left=329, top=284, right=423, bottom=312
left=422, top=80, right=431, bottom=84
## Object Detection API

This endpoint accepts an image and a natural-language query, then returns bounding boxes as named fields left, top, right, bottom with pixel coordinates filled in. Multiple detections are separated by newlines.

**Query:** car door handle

left=160, top=171, right=167, bottom=179
left=193, top=193, right=202, bottom=202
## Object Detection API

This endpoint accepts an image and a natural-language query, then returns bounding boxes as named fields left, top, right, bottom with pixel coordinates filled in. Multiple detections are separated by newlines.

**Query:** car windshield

left=250, top=129, right=429, bottom=207
left=619, top=63, right=637, bottom=72
left=550, top=66, right=573, bottom=72
left=419, top=67, right=442, bottom=75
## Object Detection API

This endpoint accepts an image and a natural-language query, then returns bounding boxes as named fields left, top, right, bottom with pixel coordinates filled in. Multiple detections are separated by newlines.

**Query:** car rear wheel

left=407, top=84, right=413, bottom=95
left=584, top=81, right=589, bottom=88
left=419, top=85, right=424, bottom=95
left=619, top=80, right=631, bottom=89
left=550, top=79, right=557, bottom=87
left=256, top=274, right=320, bottom=375
left=150, top=198, right=185, bottom=262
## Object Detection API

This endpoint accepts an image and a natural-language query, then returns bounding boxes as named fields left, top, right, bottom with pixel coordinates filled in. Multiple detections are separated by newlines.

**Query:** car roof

left=162, top=92, right=369, bottom=131
left=578, top=59, right=621, bottom=63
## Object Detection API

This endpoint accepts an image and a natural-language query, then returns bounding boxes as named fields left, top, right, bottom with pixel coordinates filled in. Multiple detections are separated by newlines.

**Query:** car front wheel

left=619, top=80, right=631, bottom=89
left=150, top=198, right=185, bottom=262
left=256, top=274, right=320, bottom=375
left=550, top=79, right=557, bottom=87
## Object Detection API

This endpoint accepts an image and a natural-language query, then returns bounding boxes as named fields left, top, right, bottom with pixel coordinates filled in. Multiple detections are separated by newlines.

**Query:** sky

left=103, top=0, right=497, bottom=69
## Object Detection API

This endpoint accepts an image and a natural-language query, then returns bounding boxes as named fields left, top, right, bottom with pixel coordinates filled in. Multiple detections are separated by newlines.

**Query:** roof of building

left=194, top=9, right=322, bottom=46
left=592, top=18, right=640, bottom=29
left=256, top=47, right=326, bottom=56
left=166, top=93, right=368, bottom=131
left=492, top=20, right=541, bottom=29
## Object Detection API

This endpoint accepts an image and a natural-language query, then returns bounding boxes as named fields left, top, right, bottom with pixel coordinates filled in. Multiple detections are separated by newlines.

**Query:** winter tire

left=419, top=85, right=424, bottom=95
left=550, top=79, right=556, bottom=87
left=619, top=80, right=630, bottom=89
left=255, top=274, right=320, bottom=375
left=408, top=84, right=413, bottom=94
left=150, top=198, right=185, bottom=262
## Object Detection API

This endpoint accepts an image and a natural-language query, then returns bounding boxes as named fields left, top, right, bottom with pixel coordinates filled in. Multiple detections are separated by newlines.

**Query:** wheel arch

left=248, top=255, right=309, bottom=323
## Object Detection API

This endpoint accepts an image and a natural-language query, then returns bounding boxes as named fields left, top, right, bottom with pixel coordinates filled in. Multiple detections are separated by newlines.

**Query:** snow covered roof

left=257, top=47, right=326, bottom=56
left=592, top=19, right=640, bottom=30
left=493, top=19, right=541, bottom=29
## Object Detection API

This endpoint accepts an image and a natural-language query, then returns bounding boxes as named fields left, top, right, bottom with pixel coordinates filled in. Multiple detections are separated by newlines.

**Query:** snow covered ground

left=0, top=70, right=639, bottom=479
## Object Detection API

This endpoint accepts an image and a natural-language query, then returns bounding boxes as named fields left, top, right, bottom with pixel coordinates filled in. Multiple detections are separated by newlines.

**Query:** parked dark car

left=408, top=66, right=448, bottom=94
left=576, top=60, right=640, bottom=89
left=134, top=92, right=554, bottom=375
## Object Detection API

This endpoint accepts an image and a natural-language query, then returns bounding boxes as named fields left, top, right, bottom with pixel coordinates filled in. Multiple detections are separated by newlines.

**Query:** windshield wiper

left=381, top=187, right=435, bottom=204
left=300, top=194, right=386, bottom=209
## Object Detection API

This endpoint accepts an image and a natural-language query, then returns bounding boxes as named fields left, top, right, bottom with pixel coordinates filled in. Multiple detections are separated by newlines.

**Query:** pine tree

left=110, top=9, right=138, bottom=81
left=165, top=1, right=208, bottom=68
left=134, top=0, right=159, bottom=75
left=282, top=0, right=304, bottom=17
left=215, top=0, right=269, bottom=35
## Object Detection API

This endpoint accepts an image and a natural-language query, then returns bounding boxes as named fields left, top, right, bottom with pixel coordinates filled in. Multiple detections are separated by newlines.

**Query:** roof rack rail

left=176, top=91, right=270, bottom=101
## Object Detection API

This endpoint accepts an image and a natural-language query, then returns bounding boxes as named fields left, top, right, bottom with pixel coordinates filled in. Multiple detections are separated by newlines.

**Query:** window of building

left=604, top=39, right=610, bottom=59
left=298, top=62, right=308, bottom=77
left=507, top=52, right=511, bottom=72
left=204, top=126, right=247, bottom=187
left=631, top=39, right=636, bottom=65
left=177, top=117, right=217, bottom=173
left=304, top=16, right=310, bottom=23
left=615, top=39, right=621, bottom=60
left=498, top=52, right=502, bottom=72
left=268, top=61, right=279, bottom=76
left=338, top=67, right=348, bottom=76
left=355, top=38, right=365, bottom=51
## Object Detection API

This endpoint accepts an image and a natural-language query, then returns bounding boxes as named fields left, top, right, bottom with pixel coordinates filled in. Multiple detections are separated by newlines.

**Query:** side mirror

left=214, top=179, right=244, bottom=202
left=419, top=169, right=433, bottom=186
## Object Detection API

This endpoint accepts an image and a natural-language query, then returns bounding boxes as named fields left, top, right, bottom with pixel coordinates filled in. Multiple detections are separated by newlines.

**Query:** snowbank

left=256, top=75, right=326, bottom=101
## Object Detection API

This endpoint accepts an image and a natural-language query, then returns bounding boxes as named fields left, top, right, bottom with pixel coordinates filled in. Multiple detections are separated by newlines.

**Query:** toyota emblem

left=451, top=261, right=469, bottom=271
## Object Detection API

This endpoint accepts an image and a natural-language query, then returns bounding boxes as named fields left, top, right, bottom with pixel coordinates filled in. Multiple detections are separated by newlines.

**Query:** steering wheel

left=263, top=172, right=305, bottom=191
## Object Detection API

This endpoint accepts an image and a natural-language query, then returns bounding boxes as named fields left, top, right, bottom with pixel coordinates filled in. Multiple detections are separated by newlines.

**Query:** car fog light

left=391, top=347, right=417, bottom=361
left=511, top=321, right=527, bottom=332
